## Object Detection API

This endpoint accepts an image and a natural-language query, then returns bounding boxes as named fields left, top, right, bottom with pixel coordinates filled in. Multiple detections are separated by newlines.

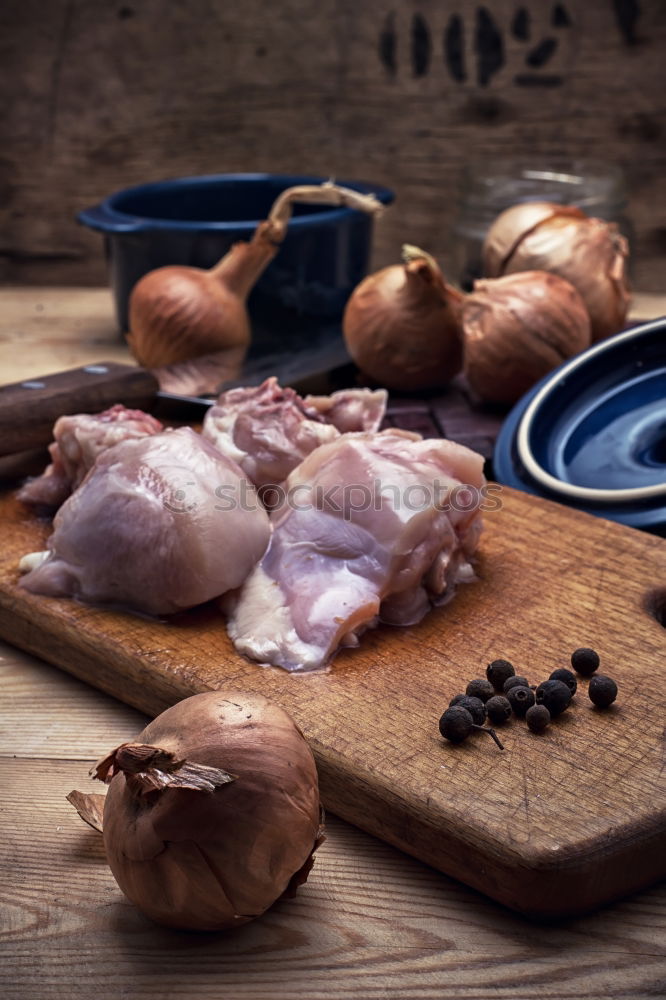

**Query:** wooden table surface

left=1, top=287, right=665, bottom=999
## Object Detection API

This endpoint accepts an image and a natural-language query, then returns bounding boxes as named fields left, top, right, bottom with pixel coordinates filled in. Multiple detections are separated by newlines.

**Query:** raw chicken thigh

left=225, top=429, right=485, bottom=672
left=202, top=377, right=387, bottom=489
left=20, top=428, right=270, bottom=616
left=17, top=404, right=163, bottom=510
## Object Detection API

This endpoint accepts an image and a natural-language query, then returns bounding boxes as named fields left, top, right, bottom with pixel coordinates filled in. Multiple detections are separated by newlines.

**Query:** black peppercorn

left=439, top=707, right=474, bottom=743
left=571, top=647, right=600, bottom=676
left=588, top=674, right=618, bottom=708
left=507, top=685, right=535, bottom=717
left=466, top=678, right=495, bottom=702
left=448, top=695, right=486, bottom=725
left=549, top=667, right=577, bottom=696
left=503, top=675, right=530, bottom=693
left=486, top=695, right=512, bottom=725
left=526, top=704, right=551, bottom=733
left=438, top=707, right=504, bottom=750
left=486, top=658, right=515, bottom=691
left=535, top=679, right=571, bottom=717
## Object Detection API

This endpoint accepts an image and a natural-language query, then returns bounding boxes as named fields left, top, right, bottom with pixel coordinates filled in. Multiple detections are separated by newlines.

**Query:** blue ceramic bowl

left=493, top=317, right=666, bottom=535
left=78, top=173, right=394, bottom=339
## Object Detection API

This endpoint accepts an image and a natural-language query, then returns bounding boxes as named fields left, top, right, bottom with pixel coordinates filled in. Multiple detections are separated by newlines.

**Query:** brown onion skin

left=482, top=201, right=584, bottom=278
left=102, top=691, right=321, bottom=931
left=462, top=271, right=591, bottom=405
left=482, top=202, right=630, bottom=342
left=127, top=265, right=251, bottom=368
left=127, top=226, right=280, bottom=369
left=342, top=260, right=464, bottom=391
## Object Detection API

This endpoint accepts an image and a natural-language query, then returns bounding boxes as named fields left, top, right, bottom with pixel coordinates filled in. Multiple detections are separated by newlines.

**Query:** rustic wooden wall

left=1, top=0, right=664, bottom=291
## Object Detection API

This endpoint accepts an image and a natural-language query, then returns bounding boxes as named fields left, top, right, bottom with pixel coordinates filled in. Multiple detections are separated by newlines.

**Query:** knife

left=0, top=363, right=202, bottom=458
left=0, top=353, right=364, bottom=460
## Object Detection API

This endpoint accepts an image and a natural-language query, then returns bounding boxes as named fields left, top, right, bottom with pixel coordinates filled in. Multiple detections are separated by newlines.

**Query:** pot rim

left=78, top=172, right=395, bottom=234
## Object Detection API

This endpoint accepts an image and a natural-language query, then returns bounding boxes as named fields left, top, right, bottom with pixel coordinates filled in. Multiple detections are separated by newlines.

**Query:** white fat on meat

left=202, top=377, right=387, bottom=488
left=20, top=427, right=270, bottom=617
left=17, top=404, right=163, bottom=510
left=225, top=429, right=485, bottom=672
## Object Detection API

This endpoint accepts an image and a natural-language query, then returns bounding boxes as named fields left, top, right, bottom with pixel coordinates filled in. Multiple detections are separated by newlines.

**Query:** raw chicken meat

left=202, top=377, right=387, bottom=489
left=20, top=428, right=270, bottom=617
left=225, top=429, right=485, bottom=672
left=17, top=404, right=163, bottom=510
left=303, top=387, right=387, bottom=434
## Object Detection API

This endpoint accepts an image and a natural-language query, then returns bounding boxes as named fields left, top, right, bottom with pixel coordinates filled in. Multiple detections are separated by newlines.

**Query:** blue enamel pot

left=78, top=173, right=394, bottom=340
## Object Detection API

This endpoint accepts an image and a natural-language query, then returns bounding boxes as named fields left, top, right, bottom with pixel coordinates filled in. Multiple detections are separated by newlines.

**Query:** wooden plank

left=2, top=750, right=665, bottom=999
left=0, top=481, right=664, bottom=918
left=1, top=1, right=664, bottom=292
left=3, top=642, right=666, bottom=999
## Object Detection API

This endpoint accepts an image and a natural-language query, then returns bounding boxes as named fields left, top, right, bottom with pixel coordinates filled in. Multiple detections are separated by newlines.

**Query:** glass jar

left=450, top=158, right=633, bottom=290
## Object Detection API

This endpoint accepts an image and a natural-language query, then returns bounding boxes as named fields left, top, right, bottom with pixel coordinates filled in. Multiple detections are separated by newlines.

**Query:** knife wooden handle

left=0, top=362, right=159, bottom=457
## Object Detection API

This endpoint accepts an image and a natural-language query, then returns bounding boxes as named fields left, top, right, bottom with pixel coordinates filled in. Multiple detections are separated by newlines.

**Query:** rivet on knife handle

left=0, top=362, right=159, bottom=458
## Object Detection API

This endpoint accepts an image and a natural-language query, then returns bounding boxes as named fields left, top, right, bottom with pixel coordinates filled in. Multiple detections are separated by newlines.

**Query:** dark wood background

left=1, top=0, right=664, bottom=290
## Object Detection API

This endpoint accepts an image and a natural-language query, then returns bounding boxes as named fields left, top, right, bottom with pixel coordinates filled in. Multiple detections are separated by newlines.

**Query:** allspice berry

left=448, top=695, right=487, bottom=725
left=439, top=707, right=474, bottom=744
left=466, top=678, right=495, bottom=702
left=507, top=685, right=535, bottom=718
left=535, top=679, right=571, bottom=717
left=503, top=675, right=530, bottom=693
left=549, top=667, right=577, bottom=696
left=486, top=695, right=512, bottom=725
left=588, top=674, right=618, bottom=708
left=526, top=704, right=551, bottom=733
left=486, top=659, right=515, bottom=691
left=571, top=647, right=600, bottom=676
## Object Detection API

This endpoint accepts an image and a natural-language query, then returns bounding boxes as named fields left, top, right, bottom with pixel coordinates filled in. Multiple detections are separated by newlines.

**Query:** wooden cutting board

left=0, top=485, right=664, bottom=918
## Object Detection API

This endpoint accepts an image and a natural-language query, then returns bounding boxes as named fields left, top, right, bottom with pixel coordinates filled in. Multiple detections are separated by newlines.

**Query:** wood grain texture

left=1, top=478, right=664, bottom=918
left=0, top=362, right=158, bottom=456
left=0, top=1, right=664, bottom=291
left=1, top=645, right=666, bottom=1000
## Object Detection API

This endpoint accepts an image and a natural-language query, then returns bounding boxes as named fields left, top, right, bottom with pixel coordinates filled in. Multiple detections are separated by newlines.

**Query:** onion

left=72, top=691, right=323, bottom=931
left=342, top=244, right=464, bottom=391
left=127, top=182, right=384, bottom=373
left=462, top=271, right=591, bottom=405
left=482, top=201, right=630, bottom=341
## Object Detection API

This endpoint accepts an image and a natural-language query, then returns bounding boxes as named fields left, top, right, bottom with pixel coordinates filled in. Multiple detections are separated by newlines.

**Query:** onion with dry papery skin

left=127, top=182, right=384, bottom=378
left=76, top=690, right=323, bottom=931
left=462, top=271, right=591, bottom=405
left=482, top=201, right=630, bottom=342
left=342, top=244, right=464, bottom=391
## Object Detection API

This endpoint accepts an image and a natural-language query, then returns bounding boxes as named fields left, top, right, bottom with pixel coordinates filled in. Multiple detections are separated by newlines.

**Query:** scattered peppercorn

left=503, top=675, right=530, bottom=693
left=507, top=685, right=535, bottom=717
left=486, top=695, right=512, bottom=725
left=449, top=693, right=467, bottom=707
left=588, top=674, right=618, bottom=708
left=448, top=695, right=486, bottom=725
left=439, top=707, right=474, bottom=743
left=571, top=647, right=600, bottom=676
left=466, top=678, right=495, bottom=702
left=526, top=704, right=551, bottom=733
left=486, top=658, right=515, bottom=691
left=535, top=679, right=571, bottom=717
left=549, top=667, right=577, bottom=696
left=438, top=707, right=505, bottom=750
